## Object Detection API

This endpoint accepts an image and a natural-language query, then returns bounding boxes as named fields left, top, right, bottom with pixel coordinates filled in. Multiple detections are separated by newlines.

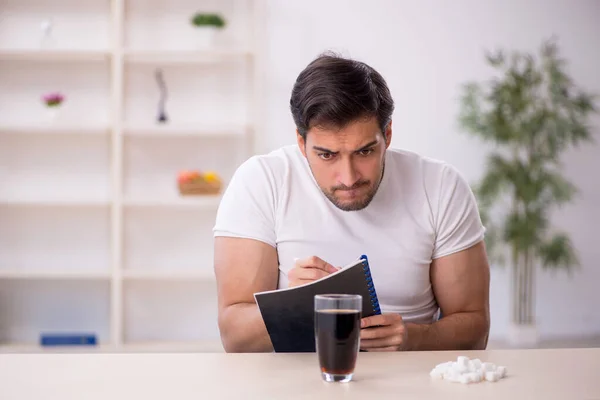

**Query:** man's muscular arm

left=360, top=241, right=490, bottom=351
left=214, top=237, right=279, bottom=352
left=406, top=240, right=490, bottom=351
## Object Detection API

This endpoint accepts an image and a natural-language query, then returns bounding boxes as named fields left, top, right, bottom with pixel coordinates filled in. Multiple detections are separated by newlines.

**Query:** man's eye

left=359, top=149, right=374, bottom=156
left=318, top=152, right=334, bottom=160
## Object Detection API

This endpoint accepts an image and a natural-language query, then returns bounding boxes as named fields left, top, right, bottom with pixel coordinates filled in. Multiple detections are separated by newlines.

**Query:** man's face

left=297, top=117, right=392, bottom=211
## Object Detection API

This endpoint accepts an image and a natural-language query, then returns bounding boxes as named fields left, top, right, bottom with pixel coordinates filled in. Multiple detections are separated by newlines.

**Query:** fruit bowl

left=177, top=170, right=222, bottom=195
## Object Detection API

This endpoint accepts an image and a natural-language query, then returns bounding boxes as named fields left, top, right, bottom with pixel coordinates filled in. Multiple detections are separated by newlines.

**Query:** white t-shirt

left=213, top=145, right=485, bottom=324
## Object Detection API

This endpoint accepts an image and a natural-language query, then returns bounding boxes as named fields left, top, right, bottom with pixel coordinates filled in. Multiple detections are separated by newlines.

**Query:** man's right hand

left=288, top=256, right=339, bottom=288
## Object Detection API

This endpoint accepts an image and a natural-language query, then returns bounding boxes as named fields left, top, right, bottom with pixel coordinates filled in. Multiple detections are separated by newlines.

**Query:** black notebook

left=254, top=254, right=381, bottom=353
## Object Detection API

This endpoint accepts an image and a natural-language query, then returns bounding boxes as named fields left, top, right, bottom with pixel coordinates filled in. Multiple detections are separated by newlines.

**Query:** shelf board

left=124, top=49, right=252, bottom=65
left=0, top=340, right=224, bottom=354
left=120, top=340, right=224, bottom=353
left=0, top=49, right=110, bottom=62
left=0, top=343, right=113, bottom=354
left=123, top=124, right=248, bottom=138
left=122, top=269, right=215, bottom=282
left=0, top=124, right=109, bottom=136
left=0, top=270, right=111, bottom=280
left=0, top=198, right=110, bottom=207
left=123, top=195, right=222, bottom=209
left=0, top=197, right=220, bottom=208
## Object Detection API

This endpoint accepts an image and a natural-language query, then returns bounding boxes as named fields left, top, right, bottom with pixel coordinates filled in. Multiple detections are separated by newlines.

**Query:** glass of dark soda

left=314, top=294, right=362, bottom=382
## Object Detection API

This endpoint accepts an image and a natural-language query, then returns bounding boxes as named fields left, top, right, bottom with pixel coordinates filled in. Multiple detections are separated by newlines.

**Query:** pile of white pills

left=430, top=356, right=507, bottom=384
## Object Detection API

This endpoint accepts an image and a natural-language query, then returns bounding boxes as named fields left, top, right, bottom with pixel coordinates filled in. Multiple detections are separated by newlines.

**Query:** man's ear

left=384, top=121, right=393, bottom=149
left=296, top=130, right=307, bottom=157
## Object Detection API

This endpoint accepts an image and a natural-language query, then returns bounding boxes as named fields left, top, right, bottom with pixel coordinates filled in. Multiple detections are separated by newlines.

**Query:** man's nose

left=337, top=159, right=360, bottom=188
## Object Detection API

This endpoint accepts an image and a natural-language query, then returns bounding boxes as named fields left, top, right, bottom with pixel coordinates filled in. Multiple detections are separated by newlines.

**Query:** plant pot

left=44, top=106, right=62, bottom=124
left=194, top=26, right=218, bottom=50
left=508, top=262, right=540, bottom=347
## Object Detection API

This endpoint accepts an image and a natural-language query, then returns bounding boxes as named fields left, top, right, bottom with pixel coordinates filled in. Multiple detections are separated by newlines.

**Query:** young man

left=213, top=53, right=490, bottom=353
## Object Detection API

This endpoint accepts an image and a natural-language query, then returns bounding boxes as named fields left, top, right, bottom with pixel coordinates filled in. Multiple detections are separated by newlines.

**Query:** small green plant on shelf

left=190, top=13, right=226, bottom=29
left=189, top=12, right=226, bottom=49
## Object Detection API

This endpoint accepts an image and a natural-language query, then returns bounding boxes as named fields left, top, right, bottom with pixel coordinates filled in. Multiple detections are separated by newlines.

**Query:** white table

left=1, top=348, right=599, bottom=399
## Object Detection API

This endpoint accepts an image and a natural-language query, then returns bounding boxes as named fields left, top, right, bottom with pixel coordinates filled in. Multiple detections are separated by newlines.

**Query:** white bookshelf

left=123, top=195, right=222, bottom=209
left=0, top=0, right=265, bottom=353
left=123, top=122, right=248, bottom=137
left=0, top=270, right=111, bottom=280
left=124, top=49, right=252, bottom=64
left=0, top=124, right=110, bottom=136
left=122, top=269, right=215, bottom=281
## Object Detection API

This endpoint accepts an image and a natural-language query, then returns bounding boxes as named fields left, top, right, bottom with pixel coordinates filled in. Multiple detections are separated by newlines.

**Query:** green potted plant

left=190, top=12, right=226, bottom=49
left=458, top=38, right=597, bottom=346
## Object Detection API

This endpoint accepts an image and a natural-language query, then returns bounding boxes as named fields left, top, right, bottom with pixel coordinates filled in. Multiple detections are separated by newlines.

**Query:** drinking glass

left=314, top=294, right=362, bottom=383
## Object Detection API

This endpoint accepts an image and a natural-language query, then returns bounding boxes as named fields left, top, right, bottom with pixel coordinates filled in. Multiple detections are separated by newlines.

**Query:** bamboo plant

left=458, top=38, right=597, bottom=327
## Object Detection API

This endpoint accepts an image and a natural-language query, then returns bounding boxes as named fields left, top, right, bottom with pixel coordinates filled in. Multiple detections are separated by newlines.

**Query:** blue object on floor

left=40, top=333, right=97, bottom=346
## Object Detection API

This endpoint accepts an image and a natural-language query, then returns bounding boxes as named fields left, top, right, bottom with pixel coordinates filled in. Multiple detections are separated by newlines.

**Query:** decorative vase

left=39, top=18, right=55, bottom=50
left=507, top=262, right=540, bottom=347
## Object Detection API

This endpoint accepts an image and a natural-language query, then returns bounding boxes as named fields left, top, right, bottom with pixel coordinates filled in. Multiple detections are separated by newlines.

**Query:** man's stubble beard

left=309, top=157, right=386, bottom=212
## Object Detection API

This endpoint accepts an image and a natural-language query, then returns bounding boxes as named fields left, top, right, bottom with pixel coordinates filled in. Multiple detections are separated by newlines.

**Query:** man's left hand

left=360, top=313, right=408, bottom=351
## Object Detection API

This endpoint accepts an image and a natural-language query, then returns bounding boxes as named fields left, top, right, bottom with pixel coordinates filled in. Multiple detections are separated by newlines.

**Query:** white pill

left=455, top=358, right=469, bottom=373
left=430, top=368, right=444, bottom=379
left=482, top=362, right=496, bottom=373
left=435, top=361, right=453, bottom=372
left=485, top=371, right=500, bottom=382
left=468, top=372, right=482, bottom=383
left=468, top=360, right=477, bottom=372
left=457, top=356, right=469, bottom=367
left=497, top=366, right=507, bottom=378
left=444, top=370, right=460, bottom=382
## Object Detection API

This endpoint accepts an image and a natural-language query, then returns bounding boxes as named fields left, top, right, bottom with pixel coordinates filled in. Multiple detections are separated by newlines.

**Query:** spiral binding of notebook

left=360, top=254, right=381, bottom=315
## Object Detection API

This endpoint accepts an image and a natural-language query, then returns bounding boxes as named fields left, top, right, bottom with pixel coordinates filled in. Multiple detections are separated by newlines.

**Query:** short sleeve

left=431, top=164, right=485, bottom=259
left=213, top=156, right=278, bottom=248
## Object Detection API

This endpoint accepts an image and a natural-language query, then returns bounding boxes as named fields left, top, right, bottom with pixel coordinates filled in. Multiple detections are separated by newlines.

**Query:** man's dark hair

left=290, top=52, right=394, bottom=139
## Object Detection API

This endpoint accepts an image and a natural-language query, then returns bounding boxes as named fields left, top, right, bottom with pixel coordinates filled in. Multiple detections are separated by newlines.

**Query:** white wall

left=261, top=0, right=600, bottom=340
left=1, top=0, right=597, bottom=348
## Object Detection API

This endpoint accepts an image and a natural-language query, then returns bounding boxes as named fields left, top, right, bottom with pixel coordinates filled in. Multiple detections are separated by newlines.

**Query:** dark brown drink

left=315, top=309, right=361, bottom=379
